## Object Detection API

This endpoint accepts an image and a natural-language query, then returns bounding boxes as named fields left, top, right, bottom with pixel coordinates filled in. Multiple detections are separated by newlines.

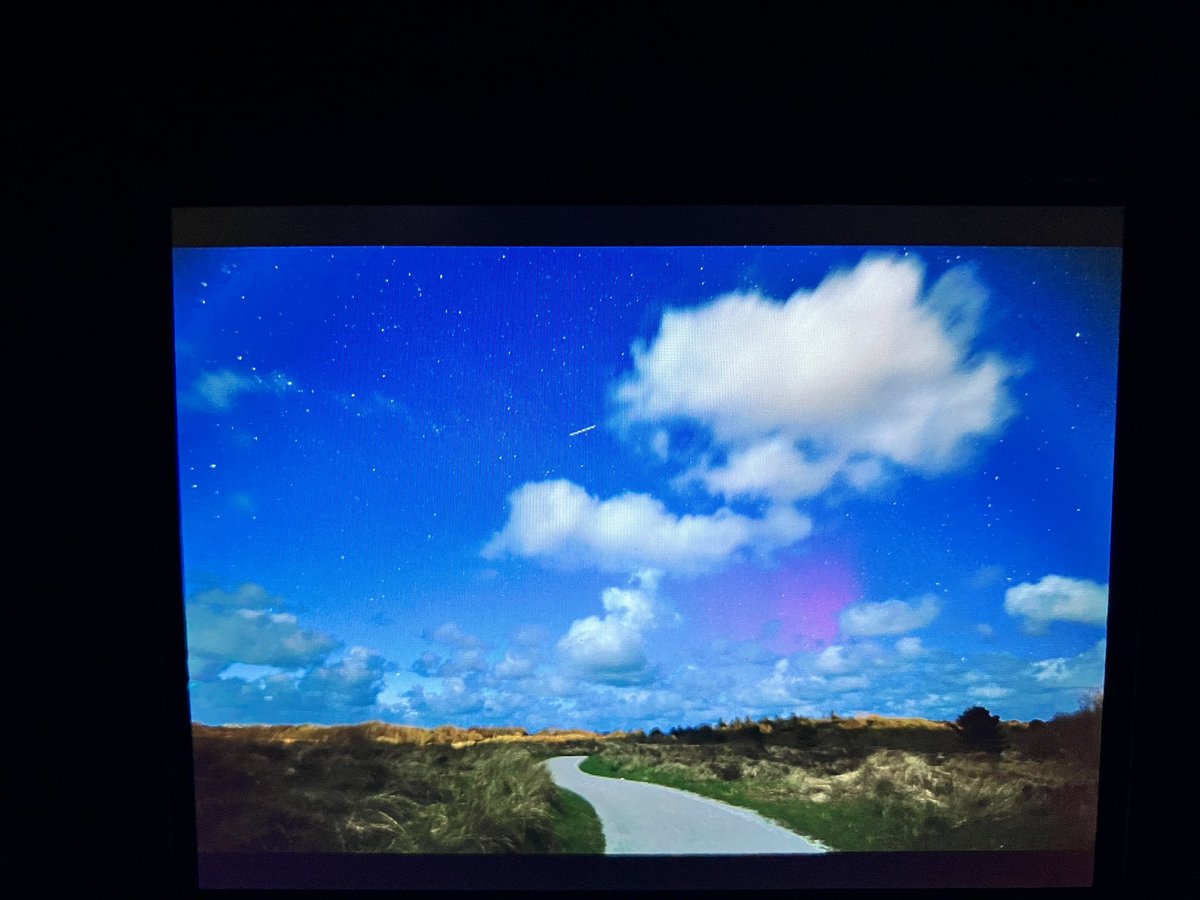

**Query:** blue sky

left=173, top=244, right=1120, bottom=730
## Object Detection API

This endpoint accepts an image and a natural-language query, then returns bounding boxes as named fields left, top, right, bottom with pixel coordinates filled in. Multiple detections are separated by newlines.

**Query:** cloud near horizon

left=185, top=583, right=391, bottom=723
left=615, top=255, right=1014, bottom=501
left=482, top=478, right=812, bottom=574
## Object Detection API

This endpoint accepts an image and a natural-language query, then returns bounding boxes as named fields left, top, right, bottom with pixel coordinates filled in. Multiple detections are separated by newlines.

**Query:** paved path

left=544, top=755, right=827, bottom=855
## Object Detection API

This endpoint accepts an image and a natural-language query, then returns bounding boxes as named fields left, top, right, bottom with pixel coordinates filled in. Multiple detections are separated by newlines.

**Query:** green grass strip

left=547, top=786, right=605, bottom=853
left=577, top=755, right=1055, bottom=852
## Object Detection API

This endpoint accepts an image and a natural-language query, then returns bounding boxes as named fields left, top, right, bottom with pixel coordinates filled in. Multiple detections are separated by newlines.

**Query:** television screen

left=170, top=205, right=1124, bottom=890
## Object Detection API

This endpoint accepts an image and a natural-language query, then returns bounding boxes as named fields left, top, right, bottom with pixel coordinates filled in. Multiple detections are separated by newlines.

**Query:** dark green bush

left=955, top=706, right=1007, bottom=753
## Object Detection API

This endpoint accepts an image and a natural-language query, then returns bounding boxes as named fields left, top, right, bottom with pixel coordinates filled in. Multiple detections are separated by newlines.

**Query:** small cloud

left=829, top=675, right=870, bottom=691
left=1004, top=575, right=1108, bottom=634
left=426, top=622, right=484, bottom=650
left=651, top=429, right=670, bottom=460
left=970, top=565, right=1006, bottom=589
left=973, top=684, right=1012, bottom=699
left=185, top=369, right=296, bottom=412
left=495, top=650, right=537, bottom=680
left=189, top=370, right=261, bottom=411
left=413, top=647, right=486, bottom=678
left=1029, top=639, right=1107, bottom=688
left=895, top=636, right=926, bottom=658
left=840, top=595, right=940, bottom=637
left=557, top=573, right=662, bottom=685
left=976, top=623, right=995, bottom=638
left=1031, top=658, right=1070, bottom=682
left=403, top=678, right=484, bottom=718
left=815, top=644, right=852, bottom=674
left=297, top=647, right=389, bottom=709
left=842, top=457, right=884, bottom=491
left=192, top=583, right=279, bottom=610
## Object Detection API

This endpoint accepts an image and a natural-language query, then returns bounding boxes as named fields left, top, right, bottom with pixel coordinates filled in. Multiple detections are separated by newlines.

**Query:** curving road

left=545, top=755, right=827, bottom=855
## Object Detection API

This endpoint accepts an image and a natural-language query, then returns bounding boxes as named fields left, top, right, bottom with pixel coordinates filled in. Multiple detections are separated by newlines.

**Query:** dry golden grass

left=586, top=709, right=1102, bottom=851
left=196, top=721, right=612, bottom=749
left=191, top=723, right=606, bottom=853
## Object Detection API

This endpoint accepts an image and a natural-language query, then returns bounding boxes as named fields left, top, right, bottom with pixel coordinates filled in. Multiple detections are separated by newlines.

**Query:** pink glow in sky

left=692, top=547, right=862, bottom=655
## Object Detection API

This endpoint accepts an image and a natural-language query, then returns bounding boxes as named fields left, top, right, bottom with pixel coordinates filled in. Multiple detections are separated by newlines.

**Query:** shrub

left=1020, top=719, right=1062, bottom=760
left=955, top=706, right=1007, bottom=753
left=1048, top=693, right=1103, bottom=768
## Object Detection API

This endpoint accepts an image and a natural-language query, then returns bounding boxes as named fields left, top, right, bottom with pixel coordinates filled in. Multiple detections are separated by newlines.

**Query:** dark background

left=12, top=4, right=1193, bottom=896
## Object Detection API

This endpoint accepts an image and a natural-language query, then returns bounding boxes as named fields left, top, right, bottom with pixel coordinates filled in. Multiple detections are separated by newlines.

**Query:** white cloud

left=190, top=370, right=261, bottom=411
left=187, top=639, right=391, bottom=724
left=185, top=369, right=297, bottom=411
left=895, top=636, right=926, bottom=658
left=495, top=650, right=538, bottom=680
left=614, top=255, right=1013, bottom=500
left=839, top=595, right=940, bottom=637
left=651, top=429, right=670, bottom=460
left=192, top=583, right=279, bottom=610
left=757, top=658, right=794, bottom=703
left=973, top=684, right=1013, bottom=699
left=815, top=645, right=852, bottom=674
left=427, top=622, right=484, bottom=649
left=1004, top=575, right=1108, bottom=633
left=677, top=436, right=847, bottom=502
left=749, top=654, right=876, bottom=710
left=297, top=647, right=389, bottom=709
left=1030, top=639, right=1107, bottom=687
left=410, top=648, right=487, bottom=678
left=842, top=456, right=884, bottom=491
left=404, top=678, right=484, bottom=718
left=187, top=596, right=337, bottom=675
left=829, top=675, right=870, bottom=691
left=482, top=478, right=811, bottom=574
left=557, top=571, right=662, bottom=685
left=1031, top=659, right=1069, bottom=682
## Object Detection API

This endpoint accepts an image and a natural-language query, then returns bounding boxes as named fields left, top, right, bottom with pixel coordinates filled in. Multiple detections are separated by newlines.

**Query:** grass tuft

left=192, top=724, right=604, bottom=853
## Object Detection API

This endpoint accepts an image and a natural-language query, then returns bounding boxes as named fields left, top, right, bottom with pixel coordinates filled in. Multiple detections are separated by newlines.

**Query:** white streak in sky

left=569, top=424, right=597, bottom=437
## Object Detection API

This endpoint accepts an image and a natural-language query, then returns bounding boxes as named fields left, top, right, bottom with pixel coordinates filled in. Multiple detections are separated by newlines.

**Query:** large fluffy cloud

left=1004, top=575, right=1108, bottom=633
left=839, top=595, right=940, bottom=637
left=557, top=571, right=662, bottom=685
left=482, top=478, right=811, bottom=573
left=615, top=255, right=1013, bottom=499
